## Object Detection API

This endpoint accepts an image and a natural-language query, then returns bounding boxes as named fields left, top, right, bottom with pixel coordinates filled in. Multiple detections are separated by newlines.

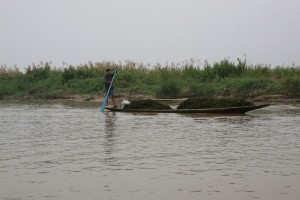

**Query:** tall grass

left=1, top=59, right=299, bottom=99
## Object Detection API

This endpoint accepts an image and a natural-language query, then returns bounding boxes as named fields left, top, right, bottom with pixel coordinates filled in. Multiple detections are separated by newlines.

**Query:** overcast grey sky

left=1, top=0, right=300, bottom=69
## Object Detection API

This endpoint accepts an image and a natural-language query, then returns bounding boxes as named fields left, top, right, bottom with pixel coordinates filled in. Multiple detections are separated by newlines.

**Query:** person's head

left=106, top=68, right=111, bottom=74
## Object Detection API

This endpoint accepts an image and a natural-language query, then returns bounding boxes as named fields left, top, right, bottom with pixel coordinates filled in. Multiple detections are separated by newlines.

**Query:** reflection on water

left=0, top=102, right=299, bottom=200
left=104, top=112, right=118, bottom=166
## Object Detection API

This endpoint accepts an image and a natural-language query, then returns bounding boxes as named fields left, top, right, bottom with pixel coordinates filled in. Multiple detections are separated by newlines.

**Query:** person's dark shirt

left=105, top=73, right=114, bottom=91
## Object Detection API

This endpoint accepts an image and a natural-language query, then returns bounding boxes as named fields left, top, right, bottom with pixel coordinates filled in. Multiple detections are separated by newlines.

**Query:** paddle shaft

left=101, top=69, right=117, bottom=112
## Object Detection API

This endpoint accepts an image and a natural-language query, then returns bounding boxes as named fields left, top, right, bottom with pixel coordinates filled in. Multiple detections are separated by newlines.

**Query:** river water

left=0, top=102, right=299, bottom=200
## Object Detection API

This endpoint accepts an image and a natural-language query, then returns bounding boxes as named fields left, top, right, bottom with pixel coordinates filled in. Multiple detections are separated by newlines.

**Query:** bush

left=212, top=59, right=245, bottom=79
left=281, top=77, right=300, bottom=97
left=62, top=66, right=77, bottom=82
left=25, top=65, right=51, bottom=81
left=186, top=83, right=218, bottom=97
left=66, top=78, right=103, bottom=94
left=223, top=77, right=274, bottom=97
left=155, top=81, right=180, bottom=98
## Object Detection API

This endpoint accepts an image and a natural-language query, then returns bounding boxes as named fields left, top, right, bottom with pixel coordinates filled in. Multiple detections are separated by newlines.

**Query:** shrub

left=62, top=66, right=77, bottom=82
left=66, top=78, right=103, bottom=94
left=223, top=77, right=274, bottom=97
left=155, top=81, right=180, bottom=98
left=25, top=65, right=51, bottom=81
left=281, top=77, right=300, bottom=97
left=181, top=83, right=217, bottom=97
left=212, top=59, right=245, bottom=79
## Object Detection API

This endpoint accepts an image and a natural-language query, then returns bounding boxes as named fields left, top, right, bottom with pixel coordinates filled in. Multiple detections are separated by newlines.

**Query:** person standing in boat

left=104, top=68, right=117, bottom=108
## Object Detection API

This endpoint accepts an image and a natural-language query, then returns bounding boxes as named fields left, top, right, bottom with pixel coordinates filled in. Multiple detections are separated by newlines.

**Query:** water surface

left=0, top=102, right=299, bottom=200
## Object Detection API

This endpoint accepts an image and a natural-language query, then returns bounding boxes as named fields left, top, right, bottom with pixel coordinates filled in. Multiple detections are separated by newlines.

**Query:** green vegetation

left=0, top=59, right=300, bottom=100
left=123, top=99, right=172, bottom=110
left=177, top=97, right=254, bottom=109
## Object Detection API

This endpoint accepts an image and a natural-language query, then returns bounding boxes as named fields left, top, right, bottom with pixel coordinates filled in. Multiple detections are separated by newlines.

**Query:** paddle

left=101, top=68, right=118, bottom=112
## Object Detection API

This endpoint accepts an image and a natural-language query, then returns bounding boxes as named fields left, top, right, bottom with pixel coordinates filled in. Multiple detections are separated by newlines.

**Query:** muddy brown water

left=0, top=102, right=299, bottom=200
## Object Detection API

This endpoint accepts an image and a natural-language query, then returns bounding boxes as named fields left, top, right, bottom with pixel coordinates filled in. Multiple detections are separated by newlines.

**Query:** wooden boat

left=105, top=104, right=270, bottom=114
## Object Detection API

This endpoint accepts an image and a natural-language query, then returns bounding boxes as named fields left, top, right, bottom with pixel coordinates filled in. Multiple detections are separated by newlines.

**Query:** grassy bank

left=1, top=59, right=300, bottom=100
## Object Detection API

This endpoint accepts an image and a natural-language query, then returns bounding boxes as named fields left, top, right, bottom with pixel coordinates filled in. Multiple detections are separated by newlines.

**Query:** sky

left=1, top=0, right=300, bottom=70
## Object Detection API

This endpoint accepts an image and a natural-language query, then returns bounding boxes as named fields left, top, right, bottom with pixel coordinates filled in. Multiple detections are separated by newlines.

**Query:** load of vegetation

left=123, top=99, right=172, bottom=110
left=177, top=97, right=255, bottom=109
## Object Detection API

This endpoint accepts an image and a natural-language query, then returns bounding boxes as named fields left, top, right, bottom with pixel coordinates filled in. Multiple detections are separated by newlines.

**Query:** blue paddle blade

left=101, top=96, right=108, bottom=112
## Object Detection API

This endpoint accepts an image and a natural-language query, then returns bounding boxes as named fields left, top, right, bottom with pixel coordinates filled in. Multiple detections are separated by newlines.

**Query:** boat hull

left=105, top=104, right=270, bottom=114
